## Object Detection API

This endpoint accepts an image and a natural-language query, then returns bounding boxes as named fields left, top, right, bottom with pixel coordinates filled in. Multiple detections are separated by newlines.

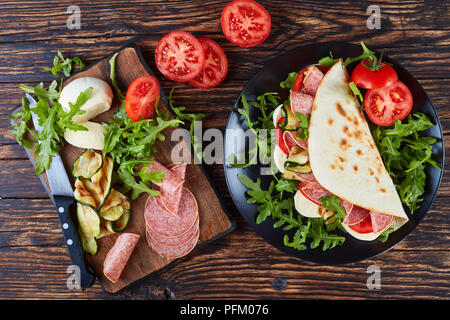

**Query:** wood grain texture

left=0, top=0, right=449, bottom=299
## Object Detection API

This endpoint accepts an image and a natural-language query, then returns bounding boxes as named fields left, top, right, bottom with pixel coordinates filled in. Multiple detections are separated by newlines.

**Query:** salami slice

left=299, top=182, right=331, bottom=205
left=290, top=91, right=314, bottom=115
left=155, top=163, right=187, bottom=215
left=343, top=205, right=370, bottom=226
left=145, top=160, right=184, bottom=194
left=145, top=187, right=198, bottom=237
left=303, top=66, right=323, bottom=96
left=340, top=199, right=354, bottom=215
left=146, top=228, right=199, bottom=259
left=283, top=130, right=308, bottom=151
left=147, top=215, right=199, bottom=247
left=370, top=211, right=394, bottom=233
left=295, top=172, right=317, bottom=183
left=103, top=233, right=140, bottom=283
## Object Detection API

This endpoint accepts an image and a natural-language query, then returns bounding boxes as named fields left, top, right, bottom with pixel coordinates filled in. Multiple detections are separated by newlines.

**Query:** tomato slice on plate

left=188, top=38, right=229, bottom=89
left=275, top=120, right=289, bottom=155
left=155, top=30, right=205, bottom=82
left=221, top=0, right=271, bottom=47
left=292, top=65, right=329, bottom=93
left=351, top=60, right=398, bottom=90
left=348, top=213, right=373, bottom=234
left=364, top=80, right=413, bottom=126
left=125, top=75, right=160, bottom=122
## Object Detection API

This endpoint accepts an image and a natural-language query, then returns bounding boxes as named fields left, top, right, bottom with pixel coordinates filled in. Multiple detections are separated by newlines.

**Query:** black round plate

left=223, top=42, right=444, bottom=264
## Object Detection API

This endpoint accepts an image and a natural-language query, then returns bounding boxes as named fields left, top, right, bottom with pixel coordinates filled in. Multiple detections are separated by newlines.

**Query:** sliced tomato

left=155, top=30, right=205, bottom=82
left=351, top=60, right=398, bottom=89
left=188, top=38, right=228, bottom=89
left=275, top=122, right=289, bottom=155
left=348, top=213, right=373, bottom=234
left=292, top=64, right=330, bottom=93
left=125, top=75, right=160, bottom=122
left=221, top=0, right=271, bottom=47
left=364, top=80, right=413, bottom=126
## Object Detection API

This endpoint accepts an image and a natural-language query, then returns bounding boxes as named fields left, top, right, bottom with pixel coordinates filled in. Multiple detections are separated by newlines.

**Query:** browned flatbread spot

left=353, top=165, right=358, bottom=172
left=375, top=177, right=380, bottom=183
left=353, top=116, right=359, bottom=126
left=336, top=103, right=346, bottom=117
left=330, top=164, right=336, bottom=170
left=328, top=118, right=334, bottom=125
left=339, top=138, right=351, bottom=151
left=369, top=168, right=374, bottom=176
left=356, top=149, right=362, bottom=156
left=338, top=156, right=346, bottom=163
left=379, top=188, right=386, bottom=193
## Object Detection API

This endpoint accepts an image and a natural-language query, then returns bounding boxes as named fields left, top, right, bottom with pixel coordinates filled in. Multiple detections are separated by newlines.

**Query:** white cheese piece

left=294, top=190, right=322, bottom=218
left=64, top=121, right=105, bottom=150
left=59, top=77, right=113, bottom=123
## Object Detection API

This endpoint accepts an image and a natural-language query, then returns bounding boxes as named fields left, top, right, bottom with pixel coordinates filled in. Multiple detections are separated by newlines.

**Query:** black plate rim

left=223, top=41, right=445, bottom=265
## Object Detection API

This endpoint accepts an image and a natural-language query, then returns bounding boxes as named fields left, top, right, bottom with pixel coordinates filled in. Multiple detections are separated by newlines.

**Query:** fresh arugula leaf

left=349, top=81, right=364, bottom=104
left=9, top=98, right=38, bottom=149
left=117, top=166, right=160, bottom=200
left=318, top=51, right=336, bottom=68
left=295, top=112, right=309, bottom=140
left=280, top=72, right=299, bottom=90
left=44, top=51, right=84, bottom=78
left=319, top=195, right=346, bottom=220
left=167, top=88, right=208, bottom=162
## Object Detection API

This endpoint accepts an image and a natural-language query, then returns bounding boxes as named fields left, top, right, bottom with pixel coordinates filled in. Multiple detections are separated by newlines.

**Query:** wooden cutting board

left=17, top=44, right=235, bottom=293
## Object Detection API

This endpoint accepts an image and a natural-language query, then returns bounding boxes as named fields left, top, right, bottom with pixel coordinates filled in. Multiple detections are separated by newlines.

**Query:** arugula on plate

left=229, top=93, right=279, bottom=168
left=238, top=174, right=346, bottom=251
left=371, top=112, right=440, bottom=213
left=44, top=51, right=85, bottom=78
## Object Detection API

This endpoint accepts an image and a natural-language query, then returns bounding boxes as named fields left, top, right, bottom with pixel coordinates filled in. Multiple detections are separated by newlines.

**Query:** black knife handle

left=53, top=195, right=95, bottom=289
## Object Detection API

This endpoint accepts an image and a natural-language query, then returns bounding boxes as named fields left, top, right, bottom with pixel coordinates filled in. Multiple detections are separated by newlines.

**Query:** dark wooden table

left=0, top=0, right=448, bottom=299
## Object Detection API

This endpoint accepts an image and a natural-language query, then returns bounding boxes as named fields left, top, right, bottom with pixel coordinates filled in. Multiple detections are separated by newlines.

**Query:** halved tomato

left=351, top=60, right=398, bottom=90
left=292, top=65, right=330, bottom=93
left=221, top=0, right=271, bottom=47
left=155, top=30, right=205, bottom=82
left=348, top=213, right=373, bottom=234
left=125, top=75, right=160, bottom=122
left=188, top=38, right=228, bottom=89
left=364, top=80, right=413, bottom=126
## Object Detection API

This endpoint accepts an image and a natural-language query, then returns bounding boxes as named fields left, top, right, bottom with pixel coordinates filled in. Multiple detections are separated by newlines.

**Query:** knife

left=27, top=94, right=95, bottom=289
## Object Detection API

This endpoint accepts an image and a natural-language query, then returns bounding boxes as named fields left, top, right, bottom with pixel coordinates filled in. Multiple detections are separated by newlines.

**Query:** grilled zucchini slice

left=72, top=149, right=103, bottom=179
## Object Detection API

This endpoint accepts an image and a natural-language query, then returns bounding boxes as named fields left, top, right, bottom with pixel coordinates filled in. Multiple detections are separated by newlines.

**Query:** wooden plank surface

left=0, top=0, right=449, bottom=299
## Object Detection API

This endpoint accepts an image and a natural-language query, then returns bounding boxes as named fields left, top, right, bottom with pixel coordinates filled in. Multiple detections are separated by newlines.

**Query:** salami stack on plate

left=144, top=161, right=199, bottom=259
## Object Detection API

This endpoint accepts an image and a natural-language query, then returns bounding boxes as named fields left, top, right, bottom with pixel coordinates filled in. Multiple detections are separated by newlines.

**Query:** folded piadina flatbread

left=278, top=59, right=409, bottom=241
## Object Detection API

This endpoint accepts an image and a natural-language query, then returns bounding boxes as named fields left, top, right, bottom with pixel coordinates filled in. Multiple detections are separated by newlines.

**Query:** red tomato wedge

left=348, top=213, right=373, bottom=234
left=188, top=38, right=229, bottom=89
left=292, top=65, right=329, bottom=93
left=351, top=60, right=398, bottom=89
left=364, top=80, right=413, bottom=126
left=221, top=0, right=271, bottom=47
left=125, top=75, right=160, bottom=122
left=155, top=30, right=205, bottom=82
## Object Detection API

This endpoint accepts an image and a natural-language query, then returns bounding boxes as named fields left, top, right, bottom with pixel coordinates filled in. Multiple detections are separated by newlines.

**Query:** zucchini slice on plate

left=110, top=210, right=130, bottom=233
left=76, top=202, right=101, bottom=240
left=284, top=147, right=311, bottom=173
left=89, top=156, right=113, bottom=210
left=283, top=106, right=300, bottom=130
left=78, top=225, right=98, bottom=256
left=74, top=178, right=99, bottom=212
left=100, top=188, right=130, bottom=221
left=72, top=149, right=103, bottom=179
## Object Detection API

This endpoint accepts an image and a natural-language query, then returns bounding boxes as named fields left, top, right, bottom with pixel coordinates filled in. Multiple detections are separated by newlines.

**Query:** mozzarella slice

left=273, top=145, right=287, bottom=173
left=294, top=190, right=322, bottom=218
left=273, top=104, right=283, bottom=127
left=64, top=121, right=105, bottom=150
left=341, top=223, right=382, bottom=241
left=59, top=77, right=113, bottom=123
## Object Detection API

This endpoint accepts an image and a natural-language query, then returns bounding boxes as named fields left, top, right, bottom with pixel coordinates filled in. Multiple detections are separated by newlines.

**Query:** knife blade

left=27, top=94, right=95, bottom=289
